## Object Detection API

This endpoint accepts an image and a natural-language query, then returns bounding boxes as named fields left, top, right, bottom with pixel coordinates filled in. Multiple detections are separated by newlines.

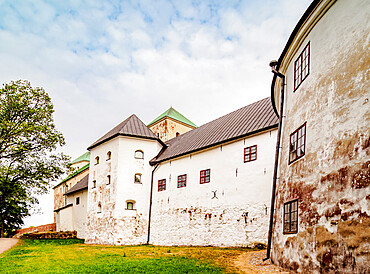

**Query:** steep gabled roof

left=64, top=174, right=89, bottom=195
left=150, top=97, right=278, bottom=164
left=71, top=152, right=90, bottom=164
left=147, top=107, right=197, bottom=128
left=88, top=114, right=163, bottom=150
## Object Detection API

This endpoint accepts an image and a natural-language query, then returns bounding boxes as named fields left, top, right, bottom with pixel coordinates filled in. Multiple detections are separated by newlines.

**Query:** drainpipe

left=147, top=163, right=159, bottom=244
left=264, top=60, right=285, bottom=261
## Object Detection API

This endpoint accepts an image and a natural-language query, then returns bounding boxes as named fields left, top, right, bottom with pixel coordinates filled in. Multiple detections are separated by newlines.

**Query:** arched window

left=95, top=156, right=99, bottom=165
left=126, top=201, right=135, bottom=210
left=97, top=203, right=102, bottom=213
left=107, top=151, right=111, bottom=160
left=134, top=173, right=142, bottom=183
left=134, top=150, right=144, bottom=159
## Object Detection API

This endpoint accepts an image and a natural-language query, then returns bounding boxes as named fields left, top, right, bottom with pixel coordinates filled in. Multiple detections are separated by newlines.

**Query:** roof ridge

left=147, top=107, right=197, bottom=128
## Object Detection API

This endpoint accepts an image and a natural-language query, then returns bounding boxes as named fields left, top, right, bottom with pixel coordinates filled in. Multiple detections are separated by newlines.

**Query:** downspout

left=264, top=60, right=285, bottom=261
left=147, top=163, right=159, bottom=244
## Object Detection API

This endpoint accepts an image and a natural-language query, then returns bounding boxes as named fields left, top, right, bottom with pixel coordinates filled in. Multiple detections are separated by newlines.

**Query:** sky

left=0, top=0, right=312, bottom=228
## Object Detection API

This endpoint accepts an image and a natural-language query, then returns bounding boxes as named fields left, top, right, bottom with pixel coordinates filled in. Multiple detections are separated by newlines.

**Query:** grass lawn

left=0, top=239, right=255, bottom=273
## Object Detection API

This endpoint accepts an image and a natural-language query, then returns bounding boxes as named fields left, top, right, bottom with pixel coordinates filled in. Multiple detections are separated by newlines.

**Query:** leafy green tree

left=0, top=80, right=70, bottom=237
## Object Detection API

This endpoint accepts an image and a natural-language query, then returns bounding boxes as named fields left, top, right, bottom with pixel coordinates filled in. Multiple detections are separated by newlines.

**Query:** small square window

left=200, top=169, right=210, bottom=184
left=177, top=174, right=187, bottom=188
left=134, top=150, right=144, bottom=159
left=244, top=145, right=257, bottom=163
left=289, top=123, right=306, bottom=164
left=76, top=197, right=80, bottom=205
left=283, top=199, right=298, bottom=234
left=127, top=202, right=134, bottom=210
left=158, top=179, right=166, bottom=191
left=134, top=173, right=142, bottom=184
left=294, top=42, right=310, bottom=91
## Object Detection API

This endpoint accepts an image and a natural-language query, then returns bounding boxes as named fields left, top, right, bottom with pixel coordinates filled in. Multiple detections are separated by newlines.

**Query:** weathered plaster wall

left=84, top=137, right=162, bottom=245
left=66, top=189, right=88, bottom=238
left=271, top=0, right=370, bottom=272
left=149, top=118, right=195, bottom=142
left=151, top=129, right=277, bottom=247
left=56, top=206, right=73, bottom=232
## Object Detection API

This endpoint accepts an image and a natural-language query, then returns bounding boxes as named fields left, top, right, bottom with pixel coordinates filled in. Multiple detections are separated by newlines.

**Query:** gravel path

left=234, top=250, right=292, bottom=274
left=0, top=238, right=19, bottom=254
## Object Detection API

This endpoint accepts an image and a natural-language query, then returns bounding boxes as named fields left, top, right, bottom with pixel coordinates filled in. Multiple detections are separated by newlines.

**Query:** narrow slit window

left=177, top=174, right=187, bottom=188
left=107, top=151, right=111, bottom=160
left=93, top=180, right=96, bottom=188
left=283, top=199, right=298, bottom=234
left=95, top=156, right=99, bottom=165
left=97, top=203, right=102, bottom=213
left=76, top=197, right=80, bottom=205
left=107, top=175, right=111, bottom=185
left=244, top=145, right=257, bottom=162
left=158, top=179, right=166, bottom=191
left=294, top=42, right=310, bottom=90
left=200, top=169, right=210, bottom=184
left=289, top=123, right=306, bottom=164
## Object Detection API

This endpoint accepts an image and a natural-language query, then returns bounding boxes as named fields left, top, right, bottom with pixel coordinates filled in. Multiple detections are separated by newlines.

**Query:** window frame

left=200, top=169, right=210, bottom=184
left=283, top=199, right=299, bottom=234
left=244, top=145, right=257, bottom=163
left=134, top=150, right=144, bottom=159
left=294, top=42, right=310, bottom=91
left=177, top=174, right=187, bottom=188
left=134, top=173, right=142, bottom=184
left=289, top=122, right=307, bottom=164
left=158, top=179, right=166, bottom=191
left=127, top=202, right=134, bottom=210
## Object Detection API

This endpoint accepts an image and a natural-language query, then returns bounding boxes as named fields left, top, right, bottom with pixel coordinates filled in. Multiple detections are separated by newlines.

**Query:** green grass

left=0, top=239, right=252, bottom=273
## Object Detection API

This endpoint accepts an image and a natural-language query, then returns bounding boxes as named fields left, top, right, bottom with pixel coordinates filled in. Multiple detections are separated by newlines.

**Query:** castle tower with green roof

left=148, top=107, right=197, bottom=142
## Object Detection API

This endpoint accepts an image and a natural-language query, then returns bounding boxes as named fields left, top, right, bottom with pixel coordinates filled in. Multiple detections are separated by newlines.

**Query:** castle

left=54, top=0, right=369, bottom=272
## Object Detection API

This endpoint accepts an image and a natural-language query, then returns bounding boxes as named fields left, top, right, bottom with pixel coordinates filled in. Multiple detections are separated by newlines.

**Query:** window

left=107, top=175, right=111, bottom=185
left=97, top=203, right=102, bottom=213
left=95, top=156, right=99, bottom=165
left=200, top=169, right=210, bottom=184
left=107, top=151, right=111, bottom=160
left=294, top=42, right=310, bottom=90
left=65, top=184, right=68, bottom=192
left=93, top=180, right=96, bottom=188
left=289, top=123, right=306, bottom=164
left=283, top=199, right=298, bottom=234
left=158, top=179, right=166, bottom=191
left=127, top=202, right=134, bottom=210
left=76, top=197, right=80, bottom=205
left=134, top=150, right=144, bottom=159
left=176, top=132, right=180, bottom=137
left=244, top=145, right=257, bottom=162
left=177, top=174, right=187, bottom=188
left=134, top=173, right=142, bottom=184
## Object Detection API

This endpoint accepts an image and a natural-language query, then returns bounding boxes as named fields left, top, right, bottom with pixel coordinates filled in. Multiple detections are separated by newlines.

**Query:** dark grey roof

left=151, top=97, right=278, bottom=164
left=64, top=174, right=89, bottom=195
left=88, top=114, right=163, bottom=150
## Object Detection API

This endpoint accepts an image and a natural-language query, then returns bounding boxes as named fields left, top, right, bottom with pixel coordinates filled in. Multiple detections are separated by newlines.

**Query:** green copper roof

left=53, top=163, right=90, bottom=189
left=148, top=107, right=197, bottom=128
left=71, top=152, right=90, bottom=164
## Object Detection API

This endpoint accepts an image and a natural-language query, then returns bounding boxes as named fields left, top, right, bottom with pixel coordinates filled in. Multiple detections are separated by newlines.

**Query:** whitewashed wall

left=66, top=190, right=88, bottom=239
left=151, top=129, right=277, bottom=247
left=56, top=206, right=73, bottom=232
left=84, top=136, right=162, bottom=245
left=271, top=0, right=370, bottom=272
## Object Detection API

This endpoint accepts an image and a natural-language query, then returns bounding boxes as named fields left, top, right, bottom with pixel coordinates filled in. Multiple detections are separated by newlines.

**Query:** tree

left=0, top=80, right=70, bottom=237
